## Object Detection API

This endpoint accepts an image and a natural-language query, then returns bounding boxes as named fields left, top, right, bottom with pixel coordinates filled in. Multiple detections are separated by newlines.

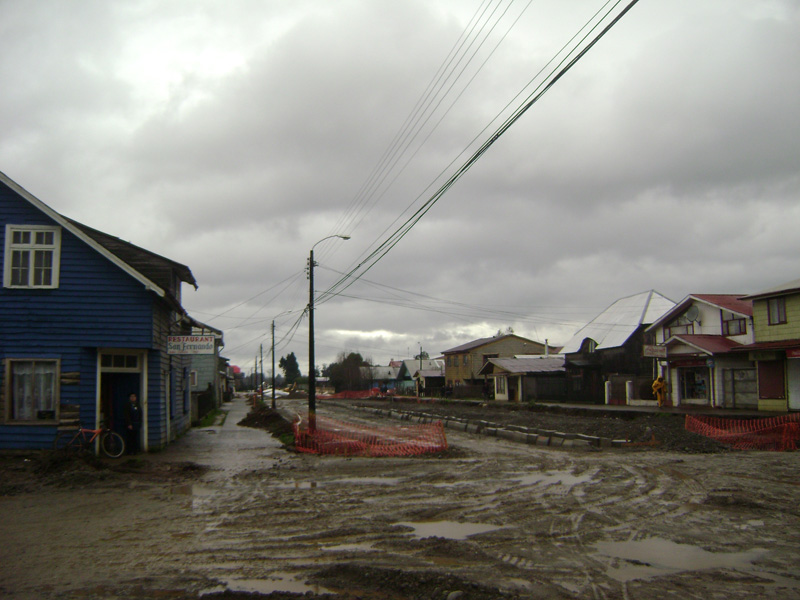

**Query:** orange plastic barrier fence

left=293, top=414, right=448, bottom=456
left=685, top=413, right=800, bottom=452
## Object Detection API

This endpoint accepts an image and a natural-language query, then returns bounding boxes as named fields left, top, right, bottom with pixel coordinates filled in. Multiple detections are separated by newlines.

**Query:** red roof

left=733, top=339, right=800, bottom=352
left=692, top=294, right=752, bottom=316
left=668, top=334, right=745, bottom=354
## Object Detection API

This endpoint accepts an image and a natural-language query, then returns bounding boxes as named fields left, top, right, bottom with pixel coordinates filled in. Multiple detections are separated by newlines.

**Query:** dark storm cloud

left=1, top=0, right=798, bottom=370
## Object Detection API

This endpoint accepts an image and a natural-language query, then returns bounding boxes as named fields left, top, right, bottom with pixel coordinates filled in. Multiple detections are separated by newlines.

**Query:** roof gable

left=665, top=334, right=744, bottom=355
left=1, top=171, right=196, bottom=298
left=561, top=290, right=675, bottom=354
left=66, top=218, right=197, bottom=291
left=398, top=359, right=443, bottom=378
left=647, top=294, right=752, bottom=331
left=442, top=334, right=543, bottom=354
left=743, top=278, right=800, bottom=300
left=691, top=294, right=752, bottom=316
left=479, top=356, right=565, bottom=376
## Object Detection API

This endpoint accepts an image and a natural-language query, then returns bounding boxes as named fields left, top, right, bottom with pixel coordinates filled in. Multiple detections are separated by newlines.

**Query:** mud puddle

left=397, top=520, right=504, bottom=539
left=593, top=537, right=770, bottom=582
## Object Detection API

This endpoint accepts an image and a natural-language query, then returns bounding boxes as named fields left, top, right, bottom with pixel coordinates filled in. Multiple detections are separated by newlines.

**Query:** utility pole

left=308, top=234, right=350, bottom=433
left=271, top=320, right=276, bottom=410
left=418, top=342, right=423, bottom=398
left=260, top=344, right=264, bottom=403
left=308, top=248, right=316, bottom=432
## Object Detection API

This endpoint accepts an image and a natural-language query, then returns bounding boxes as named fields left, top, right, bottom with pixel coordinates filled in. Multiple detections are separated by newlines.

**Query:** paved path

left=147, top=394, right=283, bottom=478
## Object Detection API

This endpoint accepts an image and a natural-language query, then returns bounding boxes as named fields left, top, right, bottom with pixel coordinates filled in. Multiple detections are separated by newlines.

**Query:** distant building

left=478, top=355, right=566, bottom=402
left=360, top=365, right=400, bottom=392
left=397, top=359, right=444, bottom=395
left=188, top=321, right=225, bottom=423
left=442, top=334, right=554, bottom=392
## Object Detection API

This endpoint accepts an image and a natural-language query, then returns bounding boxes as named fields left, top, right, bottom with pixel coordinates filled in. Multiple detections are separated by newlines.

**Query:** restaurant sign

left=167, top=335, right=215, bottom=355
left=643, top=345, right=667, bottom=358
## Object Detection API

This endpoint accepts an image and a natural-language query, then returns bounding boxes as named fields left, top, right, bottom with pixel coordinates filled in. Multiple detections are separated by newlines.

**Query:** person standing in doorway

left=124, top=393, right=143, bottom=454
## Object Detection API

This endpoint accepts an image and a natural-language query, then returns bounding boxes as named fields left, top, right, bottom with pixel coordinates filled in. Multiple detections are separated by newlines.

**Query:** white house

left=645, top=294, right=756, bottom=408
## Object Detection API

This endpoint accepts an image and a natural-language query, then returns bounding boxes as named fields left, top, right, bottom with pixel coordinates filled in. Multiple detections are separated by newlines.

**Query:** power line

left=320, top=0, right=532, bottom=268
left=321, top=0, right=639, bottom=305
left=213, top=1, right=642, bottom=366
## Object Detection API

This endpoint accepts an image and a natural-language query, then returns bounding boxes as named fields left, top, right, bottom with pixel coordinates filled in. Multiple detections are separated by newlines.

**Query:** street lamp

left=308, top=234, right=350, bottom=432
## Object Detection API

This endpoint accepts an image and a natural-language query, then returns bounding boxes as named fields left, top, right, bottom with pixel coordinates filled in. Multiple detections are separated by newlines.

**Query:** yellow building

left=742, top=278, right=800, bottom=411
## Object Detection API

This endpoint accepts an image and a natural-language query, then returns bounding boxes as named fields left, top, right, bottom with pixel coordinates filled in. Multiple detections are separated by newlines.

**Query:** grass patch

left=198, top=409, right=226, bottom=428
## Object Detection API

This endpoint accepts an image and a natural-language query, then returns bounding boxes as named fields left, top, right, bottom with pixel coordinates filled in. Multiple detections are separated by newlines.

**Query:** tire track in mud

left=303, top=401, right=800, bottom=597
left=187, top=401, right=635, bottom=595
left=47, top=398, right=796, bottom=599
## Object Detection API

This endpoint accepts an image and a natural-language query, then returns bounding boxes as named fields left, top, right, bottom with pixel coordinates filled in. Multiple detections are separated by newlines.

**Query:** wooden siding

left=146, top=345, right=192, bottom=449
left=151, top=302, right=192, bottom=445
left=752, top=295, right=800, bottom=343
left=0, top=179, right=188, bottom=450
left=1, top=191, right=155, bottom=350
left=445, top=337, right=546, bottom=384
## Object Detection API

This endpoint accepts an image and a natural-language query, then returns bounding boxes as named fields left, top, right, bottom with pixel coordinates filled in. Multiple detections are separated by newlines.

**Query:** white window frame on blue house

left=5, top=358, right=61, bottom=422
left=3, top=225, right=61, bottom=288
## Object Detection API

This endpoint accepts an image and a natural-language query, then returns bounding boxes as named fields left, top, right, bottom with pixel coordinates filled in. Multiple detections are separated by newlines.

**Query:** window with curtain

left=9, top=359, right=59, bottom=420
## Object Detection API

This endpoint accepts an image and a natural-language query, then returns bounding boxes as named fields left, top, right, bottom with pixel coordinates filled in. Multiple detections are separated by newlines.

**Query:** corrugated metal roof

left=442, top=334, right=543, bottom=354
left=480, top=356, right=565, bottom=375
left=560, top=290, right=675, bottom=354
left=67, top=217, right=197, bottom=290
left=442, top=336, right=499, bottom=354
left=743, top=278, right=800, bottom=300
left=691, top=294, right=752, bottom=316
left=667, top=334, right=744, bottom=354
left=734, top=338, right=800, bottom=351
left=399, top=359, right=443, bottom=377
left=367, top=366, right=400, bottom=379
left=415, top=369, right=445, bottom=378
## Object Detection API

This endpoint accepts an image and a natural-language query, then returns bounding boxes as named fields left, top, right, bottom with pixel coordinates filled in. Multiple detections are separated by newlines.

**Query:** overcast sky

left=2, top=0, right=798, bottom=375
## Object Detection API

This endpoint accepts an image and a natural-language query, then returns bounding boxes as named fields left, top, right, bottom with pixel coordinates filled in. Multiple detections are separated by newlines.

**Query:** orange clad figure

left=652, top=376, right=667, bottom=407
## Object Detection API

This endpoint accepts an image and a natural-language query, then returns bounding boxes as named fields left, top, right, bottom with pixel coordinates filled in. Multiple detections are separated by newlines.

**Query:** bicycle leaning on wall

left=53, top=423, right=126, bottom=458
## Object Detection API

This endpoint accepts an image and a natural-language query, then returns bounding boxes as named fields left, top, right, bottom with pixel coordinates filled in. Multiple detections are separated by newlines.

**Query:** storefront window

left=680, top=367, right=709, bottom=400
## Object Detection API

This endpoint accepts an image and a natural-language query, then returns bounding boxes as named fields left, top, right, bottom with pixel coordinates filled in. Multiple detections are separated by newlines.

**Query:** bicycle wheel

left=53, top=430, right=82, bottom=452
left=100, top=431, right=125, bottom=458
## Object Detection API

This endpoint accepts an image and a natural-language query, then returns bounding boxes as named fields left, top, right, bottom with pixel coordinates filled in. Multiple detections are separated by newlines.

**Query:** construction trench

left=1, top=394, right=799, bottom=599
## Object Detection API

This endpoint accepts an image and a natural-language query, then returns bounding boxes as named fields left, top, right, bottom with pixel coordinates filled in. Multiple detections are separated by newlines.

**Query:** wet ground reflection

left=593, top=537, right=769, bottom=582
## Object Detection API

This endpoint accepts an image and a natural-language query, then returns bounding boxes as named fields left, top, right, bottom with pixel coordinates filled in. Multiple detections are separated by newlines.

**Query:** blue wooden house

left=1, top=171, right=201, bottom=451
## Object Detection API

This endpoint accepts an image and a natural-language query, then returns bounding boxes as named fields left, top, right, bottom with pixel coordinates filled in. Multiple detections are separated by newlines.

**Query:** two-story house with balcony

left=1, top=171, right=201, bottom=450
left=645, top=294, right=755, bottom=408
left=740, top=278, right=800, bottom=411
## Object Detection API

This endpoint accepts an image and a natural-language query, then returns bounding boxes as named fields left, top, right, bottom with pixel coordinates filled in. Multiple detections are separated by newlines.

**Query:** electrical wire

left=320, top=0, right=639, bottom=306
left=318, top=0, right=531, bottom=267
left=214, top=0, right=642, bottom=366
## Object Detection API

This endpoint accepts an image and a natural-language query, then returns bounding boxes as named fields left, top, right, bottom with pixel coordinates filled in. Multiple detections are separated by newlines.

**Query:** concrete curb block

left=350, top=404, right=603, bottom=450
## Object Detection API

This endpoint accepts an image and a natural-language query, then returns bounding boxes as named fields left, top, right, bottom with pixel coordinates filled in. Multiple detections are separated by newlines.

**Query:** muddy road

left=1, top=395, right=799, bottom=599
